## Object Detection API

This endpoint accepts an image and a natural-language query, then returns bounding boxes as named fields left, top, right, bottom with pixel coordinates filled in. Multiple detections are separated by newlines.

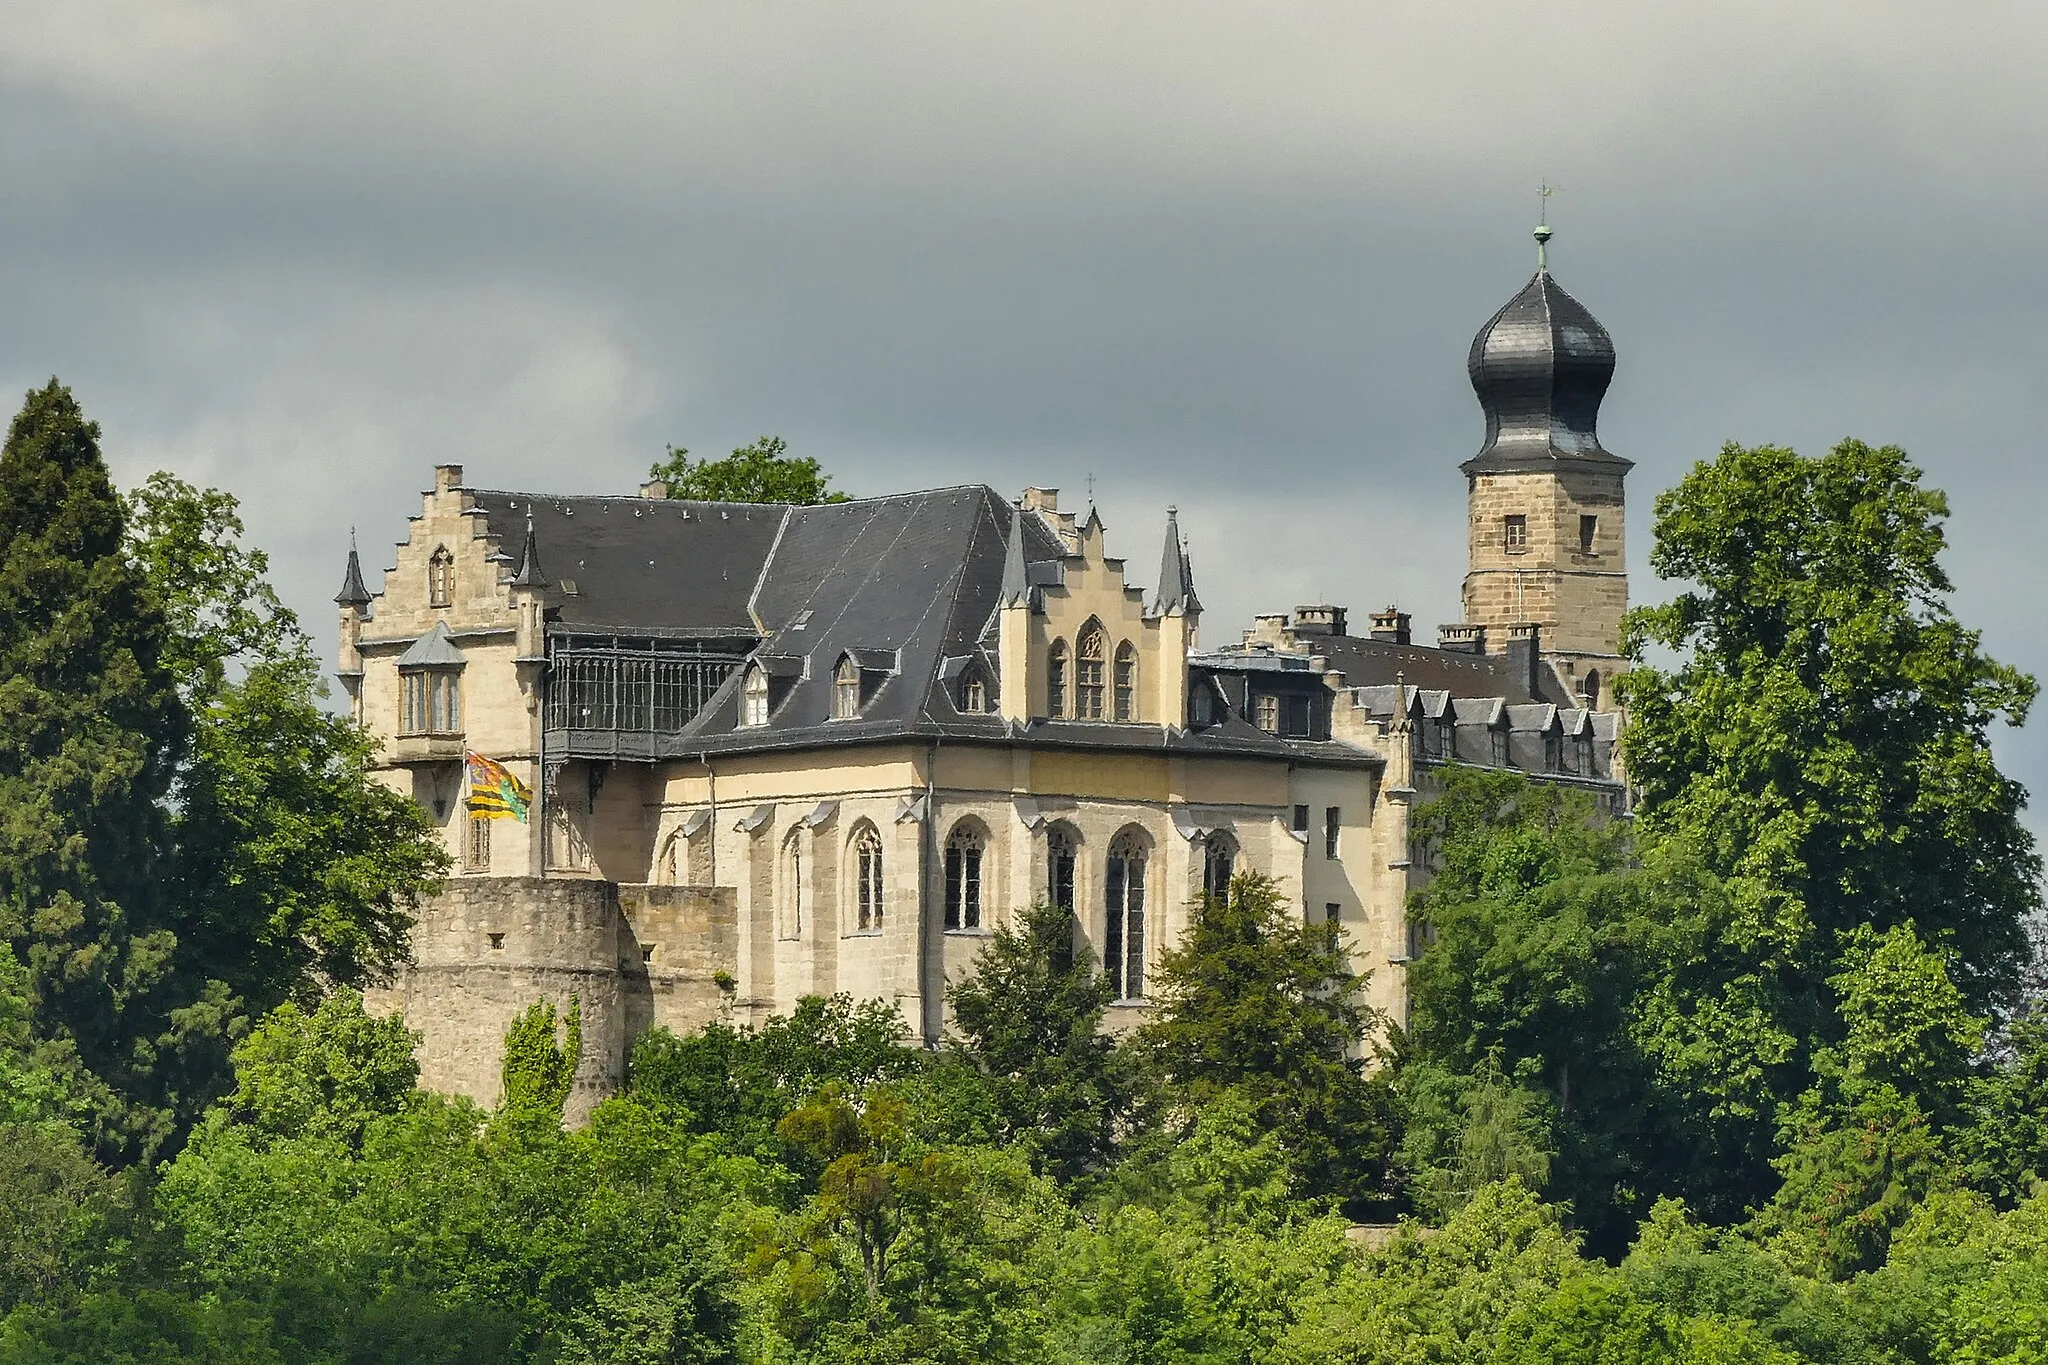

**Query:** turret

left=334, top=533, right=372, bottom=717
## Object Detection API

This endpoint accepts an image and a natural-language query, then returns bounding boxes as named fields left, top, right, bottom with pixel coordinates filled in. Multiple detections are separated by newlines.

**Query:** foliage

left=196, top=989, right=420, bottom=1154
left=1136, top=872, right=1395, bottom=1213
left=946, top=899, right=1129, bottom=1183
left=1618, top=438, right=2039, bottom=1012
left=648, top=436, right=851, bottom=505
left=496, top=998, right=581, bottom=1137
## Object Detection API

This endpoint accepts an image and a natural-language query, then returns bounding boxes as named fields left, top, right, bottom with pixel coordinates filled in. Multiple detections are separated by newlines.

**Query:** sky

left=5, top=2, right=2046, bottom=829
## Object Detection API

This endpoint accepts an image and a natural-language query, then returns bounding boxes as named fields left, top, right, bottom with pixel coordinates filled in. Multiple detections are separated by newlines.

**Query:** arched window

left=851, top=822, right=884, bottom=931
left=1105, top=829, right=1148, bottom=1000
left=427, top=546, right=454, bottom=608
left=657, top=829, right=681, bottom=885
left=1114, top=642, right=1138, bottom=721
left=1047, top=640, right=1069, bottom=718
left=1202, top=833, right=1235, bottom=904
left=1076, top=624, right=1106, bottom=719
left=962, top=675, right=987, bottom=713
left=833, top=655, right=860, bottom=720
left=740, top=666, right=769, bottom=728
left=1046, top=823, right=1078, bottom=914
left=1580, top=669, right=1601, bottom=709
left=781, top=828, right=805, bottom=938
left=944, top=823, right=985, bottom=930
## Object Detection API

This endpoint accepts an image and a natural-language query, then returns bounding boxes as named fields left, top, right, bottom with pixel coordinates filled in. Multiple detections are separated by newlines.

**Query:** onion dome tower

left=1457, top=221, right=1630, bottom=706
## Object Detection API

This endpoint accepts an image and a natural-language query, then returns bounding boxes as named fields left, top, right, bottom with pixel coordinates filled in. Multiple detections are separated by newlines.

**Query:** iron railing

left=544, top=642, right=746, bottom=738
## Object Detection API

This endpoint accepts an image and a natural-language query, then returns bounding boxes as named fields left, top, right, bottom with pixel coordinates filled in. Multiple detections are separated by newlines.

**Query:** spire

left=334, top=530, right=372, bottom=607
left=999, top=501, right=1030, bottom=607
left=510, top=510, right=548, bottom=588
left=1153, top=506, right=1199, bottom=615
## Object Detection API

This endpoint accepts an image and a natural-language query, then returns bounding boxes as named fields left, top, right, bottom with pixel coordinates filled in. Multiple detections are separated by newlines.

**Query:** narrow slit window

left=1047, top=641, right=1068, bottom=719
left=1113, top=642, right=1137, bottom=721
left=1579, top=514, right=1598, bottom=554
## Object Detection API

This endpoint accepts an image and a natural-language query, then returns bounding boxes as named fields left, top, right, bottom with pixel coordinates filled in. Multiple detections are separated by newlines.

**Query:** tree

left=496, top=998, right=581, bottom=1138
left=196, top=988, right=420, bottom=1155
left=647, top=436, right=851, bottom=505
left=129, top=473, right=447, bottom=1021
left=0, top=380, right=195, bottom=1160
left=1618, top=439, right=2039, bottom=1012
left=946, top=900, right=1129, bottom=1183
left=1135, top=872, right=1394, bottom=1211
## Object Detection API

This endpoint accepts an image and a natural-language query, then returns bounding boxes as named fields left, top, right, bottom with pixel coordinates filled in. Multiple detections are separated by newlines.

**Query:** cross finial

left=1535, top=181, right=1558, bottom=271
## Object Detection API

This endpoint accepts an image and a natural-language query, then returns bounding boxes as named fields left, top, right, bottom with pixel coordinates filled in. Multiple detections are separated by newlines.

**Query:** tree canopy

left=648, top=436, right=852, bottom=505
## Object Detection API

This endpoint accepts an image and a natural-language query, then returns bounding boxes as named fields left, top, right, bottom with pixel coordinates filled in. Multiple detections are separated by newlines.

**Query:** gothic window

left=944, top=823, right=985, bottom=930
left=1579, top=514, right=1598, bottom=554
left=1254, top=694, right=1279, bottom=733
left=1580, top=669, right=1601, bottom=709
left=852, top=822, right=884, bottom=931
left=401, top=669, right=462, bottom=735
left=782, top=830, right=805, bottom=938
left=428, top=546, right=454, bottom=607
left=1503, top=515, right=1528, bottom=552
left=740, top=666, right=769, bottom=728
left=1113, top=642, right=1138, bottom=721
left=1047, top=640, right=1069, bottom=718
left=1076, top=624, right=1106, bottom=719
left=833, top=655, right=860, bottom=720
left=657, top=829, right=680, bottom=885
left=962, top=675, right=987, bottom=713
left=1104, top=829, right=1148, bottom=1000
left=464, top=815, right=490, bottom=871
left=1046, top=824, right=1077, bottom=914
left=1202, top=834, right=1235, bottom=903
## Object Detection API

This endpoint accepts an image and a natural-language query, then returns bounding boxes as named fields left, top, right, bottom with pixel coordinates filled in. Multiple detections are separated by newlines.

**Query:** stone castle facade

left=343, top=232, right=1632, bottom=1117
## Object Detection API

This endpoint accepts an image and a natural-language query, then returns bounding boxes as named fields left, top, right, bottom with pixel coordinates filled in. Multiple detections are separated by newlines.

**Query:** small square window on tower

left=1503, top=514, right=1528, bottom=552
left=1579, top=514, right=1598, bottom=554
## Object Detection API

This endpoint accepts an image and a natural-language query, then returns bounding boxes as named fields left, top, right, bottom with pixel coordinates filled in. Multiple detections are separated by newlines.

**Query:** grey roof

left=335, top=542, right=372, bottom=607
left=1153, top=506, right=1198, bottom=615
left=396, top=620, right=466, bottom=668
left=510, top=512, right=547, bottom=588
left=1265, top=632, right=1574, bottom=707
left=1462, top=257, right=1632, bottom=476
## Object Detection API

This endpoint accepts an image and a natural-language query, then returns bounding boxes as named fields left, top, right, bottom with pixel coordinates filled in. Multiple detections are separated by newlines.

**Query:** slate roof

left=1463, top=262, right=1632, bottom=475
left=1270, top=632, right=1578, bottom=708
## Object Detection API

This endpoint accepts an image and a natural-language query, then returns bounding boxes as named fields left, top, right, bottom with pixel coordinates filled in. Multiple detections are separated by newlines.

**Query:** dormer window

left=1254, top=694, right=1278, bottom=733
left=740, top=666, right=769, bottom=728
left=428, top=546, right=454, bottom=607
left=401, top=670, right=461, bottom=735
left=962, top=675, right=987, bottom=713
left=833, top=655, right=860, bottom=720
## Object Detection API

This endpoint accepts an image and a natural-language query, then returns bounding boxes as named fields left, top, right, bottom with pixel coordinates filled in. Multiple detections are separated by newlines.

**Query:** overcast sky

left=5, top=2, right=2045, bottom=827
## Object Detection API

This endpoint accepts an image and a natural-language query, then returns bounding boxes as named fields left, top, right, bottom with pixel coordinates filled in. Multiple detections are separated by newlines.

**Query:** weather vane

left=1535, top=180, right=1559, bottom=270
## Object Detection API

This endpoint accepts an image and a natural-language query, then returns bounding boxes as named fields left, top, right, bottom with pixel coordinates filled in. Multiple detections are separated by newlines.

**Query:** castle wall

left=366, top=877, right=737, bottom=1122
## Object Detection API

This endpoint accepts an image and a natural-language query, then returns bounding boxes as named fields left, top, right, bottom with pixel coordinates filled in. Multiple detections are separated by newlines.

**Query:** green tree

left=1136, top=872, right=1394, bottom=1211
left=196, top=988, right=420, bottom=1155
left=1618, top=439, right=2039, bottom=1011
left=1955, top=1017, right=2048, bottom=1206
left=946, top=900, right=1129, bottom=1184
left=129, top=473, right=447, bottom=1020
left=648, top=436, right=851, bottom=505
left=0, top=380, right=195, bottom=1160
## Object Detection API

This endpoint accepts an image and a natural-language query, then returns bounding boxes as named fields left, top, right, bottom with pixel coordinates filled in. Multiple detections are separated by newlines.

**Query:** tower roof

left=1461, top=228, right=1631, bottom=476
left=334, top=537, right=372, bottom=607
left=509, top=511, right=548, bottom=588
left=1153, top=506, right=1199, bottom=615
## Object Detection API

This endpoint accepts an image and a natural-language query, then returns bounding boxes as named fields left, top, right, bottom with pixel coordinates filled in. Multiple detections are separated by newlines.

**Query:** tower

left=1460, top=221, right=1630, bottom=707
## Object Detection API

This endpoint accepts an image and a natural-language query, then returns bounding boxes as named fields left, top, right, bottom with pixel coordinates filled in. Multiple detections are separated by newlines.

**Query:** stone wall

left=366, top=876, right=738, bottom=1123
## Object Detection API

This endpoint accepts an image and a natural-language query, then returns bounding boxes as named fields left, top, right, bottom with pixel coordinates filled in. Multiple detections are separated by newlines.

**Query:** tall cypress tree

left=0, top=380, right=189, bottom=1157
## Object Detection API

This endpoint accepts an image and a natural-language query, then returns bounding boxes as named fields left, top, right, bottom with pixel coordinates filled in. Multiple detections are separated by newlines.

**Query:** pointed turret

left=510, top=511, right=547, bottom=588
left=334, top=533, right=372, bottom=608
left=1152, top=506, right=1199, bottom=615
left=999, top=502, right=1030, bottom=607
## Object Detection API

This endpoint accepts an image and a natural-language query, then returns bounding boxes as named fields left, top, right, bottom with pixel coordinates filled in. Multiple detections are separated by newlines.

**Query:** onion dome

left=1461, top=225, right=1630, bottom=474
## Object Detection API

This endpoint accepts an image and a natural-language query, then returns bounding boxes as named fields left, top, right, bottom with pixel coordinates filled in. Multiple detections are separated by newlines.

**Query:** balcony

left=543, top=641, right=748, bottom=761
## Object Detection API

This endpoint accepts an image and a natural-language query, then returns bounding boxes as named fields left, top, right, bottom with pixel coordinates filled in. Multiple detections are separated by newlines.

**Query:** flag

left=465, top=752, right=532, bottom=822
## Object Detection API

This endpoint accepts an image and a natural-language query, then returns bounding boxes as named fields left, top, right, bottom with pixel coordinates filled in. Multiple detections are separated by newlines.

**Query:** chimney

left=1438, top=623, right=1486, bottom=654
left=1291, top=604, right=1348, bottom=638
left=1021, top=487, right=1059, bottom=512
left=639, top=480, right=669, bottom=499
left=1505, top=622, right=1541, bottom=697
left=1369, top=606, right=1411, bottom=646
left=433, top=464, right=464, bottom=493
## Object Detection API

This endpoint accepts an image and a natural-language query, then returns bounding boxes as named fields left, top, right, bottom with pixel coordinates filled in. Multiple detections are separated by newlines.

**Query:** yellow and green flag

left=465, top=752, right=532, bottom=822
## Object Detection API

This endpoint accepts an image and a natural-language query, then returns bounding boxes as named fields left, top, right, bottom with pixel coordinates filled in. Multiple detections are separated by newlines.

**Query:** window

left=1292, top=804, right=1310, bottom=834
left=1254, top=694, right=1279, bottom=733
left=963, top=676, right=987, bottom=713
left=1189, top=683, right=1212, bottom=726
left=1544, top=731, right=1563, bottom=772
left=740, top=666, right=769, bottom=728
left=1285, top=694, right=1312, bottom=737
left=1580, top=669, right=1601, bottom=709
left=833, top=655, right=860, bottom=720
left=1438, top=719, right=1458, bottom=761
left=852, top=823, right=884, bottom=931
left=1489, top=729, right=1509, bottom=766
left=1047, top=640, right=1068, bottom=718
left=1503, top=515, right=1528, bottom=552
left=488, top=932, right=505, bottom=950
left=427, top=546, right=454, bottom=607
left=1202, top=835, right=1235, bottom=903
left=1113, top=643, right=1138, bottom=721
left=1324, top=902, right=1341, bottom=925
left=401, top=669, right=462, bottom=734
left=1076, top=625, right=1106, bottom=719
left=1324, top=806, right=1341, bottom=860
left=1576, top=734, right=1597, bottom=777
left=1105, top=830, right=1148, bottom=1000
left=464, top=815, right=490, bottom=871
left=944, top=824, right=984, bottom=930
left=1579, top=514, right=1598, bottom=554
left=1047, top=825, right=1077, bottom=913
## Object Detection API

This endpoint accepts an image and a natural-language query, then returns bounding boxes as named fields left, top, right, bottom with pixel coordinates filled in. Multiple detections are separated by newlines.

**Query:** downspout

left=700, top=751, right=717, bottom=887
left=920, top=737, right=942, bottom=1047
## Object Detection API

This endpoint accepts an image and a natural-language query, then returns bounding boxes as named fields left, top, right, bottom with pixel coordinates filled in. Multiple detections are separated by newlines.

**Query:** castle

left=343, top=227, right=1632, bottom=1115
